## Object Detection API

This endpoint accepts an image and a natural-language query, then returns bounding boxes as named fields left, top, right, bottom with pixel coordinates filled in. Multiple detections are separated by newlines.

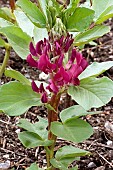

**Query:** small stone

left=94, top=166, right=105, bottom=170
left=43, top=159, right=47, bottom=164
left=0, top=160, right=10, bottom=170
left=3, top=154, right=9, bottom=159
left=88, top=162, right=96, bottom=168
left=15, top=129, right=20, bottom=134
left=107, top=140, right=113, bottom=146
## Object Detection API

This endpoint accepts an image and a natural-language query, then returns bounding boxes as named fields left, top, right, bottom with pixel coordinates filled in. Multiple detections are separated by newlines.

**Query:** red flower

left=27, top=33, right=88, bottom=95
left=38, top=54, right=56, bottom=74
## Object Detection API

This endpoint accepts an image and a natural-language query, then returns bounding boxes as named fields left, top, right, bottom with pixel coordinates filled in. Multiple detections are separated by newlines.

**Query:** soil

left=1, top=1, right=113, bottom=170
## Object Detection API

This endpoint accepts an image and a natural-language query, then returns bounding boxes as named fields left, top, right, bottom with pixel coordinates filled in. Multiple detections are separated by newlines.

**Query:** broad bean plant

left=0, top=0, right=113, bottom=169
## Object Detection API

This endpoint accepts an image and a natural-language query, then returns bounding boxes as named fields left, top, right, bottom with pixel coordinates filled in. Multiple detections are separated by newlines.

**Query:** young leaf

left=16, top=0, right=46, bottom=28
left=38, top=0, right=47, bottom=16
left=18, top=116, right=48, bottom=139
left=0, top=26, right=32, bottom=59
left=14, top=9, right=34, bottom=37
left=67, top=7, right=94, bottom=32
left=0, top=8, right=11, bottom=21
left=0, top=18, right=13, bottom=27
left=26, top=163, right=41, bottom=170
left=64, top=0, right=80, bottom=21
left=74, top=25, right=110, bottom=46
left=0, top=37, right=6, bottom=47
left=79, top=61, right=113, bottom=80
left=33, top=27, right=48, bottom=44
left=96, top=5, right=113, bottom=24
left=51, top=148, right=80, bottom=170
left=50, top=158, right=68, bottom=170
left=51, top=118, right=93, bottom=143
left=68, top=0, right=80, bottom=8
left=0, top=82, right=41, bottom=116
left=68, top=77, right=113, bottom=110
left=18, top=131, right=53, bottom=148
left=55, top=146, right=90, bottom=160
left=60, top=105, right=99, bottom=123
left=92, top=0, right=113, bottom=21
left=5, top=69, right=31, bottom=85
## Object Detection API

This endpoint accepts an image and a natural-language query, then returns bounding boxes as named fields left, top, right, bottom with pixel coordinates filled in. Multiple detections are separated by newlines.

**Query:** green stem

left=46, top=94, right=61, bottom=169
left=0, top=44, right=11, bottom=78
left=45, top=147, right=51, bottom=168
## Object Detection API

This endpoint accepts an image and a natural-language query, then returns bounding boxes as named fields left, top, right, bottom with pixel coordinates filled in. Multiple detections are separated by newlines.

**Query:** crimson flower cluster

left=27, top=34, right=88, bottom=103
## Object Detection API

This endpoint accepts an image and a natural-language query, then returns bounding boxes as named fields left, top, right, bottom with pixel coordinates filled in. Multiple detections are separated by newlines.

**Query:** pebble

left=0, top=160, right=10, bottom=170
left=87, top=162, right=97, bottom=168
left=94, top=166, right=105, bottom=170
left=3, top=154, right=9, bottom=159
left=107, top=140, right=113, bottom=146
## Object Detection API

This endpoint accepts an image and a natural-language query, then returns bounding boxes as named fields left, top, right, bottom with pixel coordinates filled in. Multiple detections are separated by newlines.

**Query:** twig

left=0, top=148, right=25, bottom=156
left=83, top=141, right=113, bottom=150
left=96, top=151, right=113, bottom=168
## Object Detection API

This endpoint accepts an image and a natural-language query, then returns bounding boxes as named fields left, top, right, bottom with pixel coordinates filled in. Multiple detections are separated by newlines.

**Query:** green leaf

left=92, top=0, right=113, bottom=21
left=18, top=116, right=48, bottom=139
left=74, top=25, right=110, bottom=46
left=17, top=0, right=46, bottom=28
left=55, top=146, right=90, bottom=160
left=18, top=131, right=53, bottom=148
left=79, top=61, right=113, bottom=80
left=64, top=0, right=80, bottom=22
left=5, top=69, right=31, bottom=85
left=26, top=163, right=41, bottom=170
left=38, top=0, right=47, bottom=16
left=51, top=118, right=93, bottom=143
left=0, top=18, right=13, bottom=27
left=33, top=27, right=48, bottom=44
left=60, top=105, right=99, bottom=123
left=50, top=158, right=68, bottom=170
left=68, top=0, right=80, bottom=8
left=14, top=9, right=34, bottom=37
left=0, top=26, right=32, bottom=59
left=0, top=82, right=41, bottom=116
left=96, top=5, right=113, bottom=24
left=0, top=8, right=11, bottom=21
left=1, top=7, right=14, bottom=20
left=67, top=7, right=94, bottom=32
left=68, top=77, right=113, bottom=110
left=0, top=37, right=6, bottom=47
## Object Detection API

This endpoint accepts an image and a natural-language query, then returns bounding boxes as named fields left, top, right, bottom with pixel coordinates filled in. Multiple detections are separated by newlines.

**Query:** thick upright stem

left=46, top=94, right=60, bottom=168
left=9, top=0, right=16, bottom=13
left=0, top=44, right=11, bottom=78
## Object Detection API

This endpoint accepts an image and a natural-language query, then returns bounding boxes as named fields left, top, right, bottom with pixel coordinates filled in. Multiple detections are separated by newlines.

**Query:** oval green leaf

left=79, top=61, right=113, bottom=80
left=0, top=82, right=41, bottom=116
left=51, top=118, right=93, bottom=143
left=74, top=25, right=110, bottom=46
left=17, top=0, right=46, bottom=28
left=0, top=26, right=32, bottom=59
left=18, top=131, right=53, bottom=148
left=5, top=69, right=31, bottom=85
left=68, top=77, right=113, bottom=110
left=67, top=7, right=94, bottom=32
left=60, top=105, right=99, bottom=123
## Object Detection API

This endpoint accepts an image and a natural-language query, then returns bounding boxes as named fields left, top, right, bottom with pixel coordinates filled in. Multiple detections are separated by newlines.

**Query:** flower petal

left=27, top=54, right=38, bottom=67
left=41, top=92, right=48, bottom=103
left=36, top=40, right=43, bottom=55
left=39, top=83, right=45, bottom=93
left=29, top=42, right=37, bottom=56
left=81, top=58, right=88, bottom=70
left=31, top=80, right=39, bottom=93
